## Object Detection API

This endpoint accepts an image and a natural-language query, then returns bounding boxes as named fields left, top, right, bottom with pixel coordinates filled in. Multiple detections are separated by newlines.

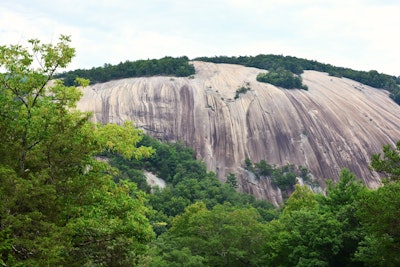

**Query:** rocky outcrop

left=77, top=61, right=400, bottom=205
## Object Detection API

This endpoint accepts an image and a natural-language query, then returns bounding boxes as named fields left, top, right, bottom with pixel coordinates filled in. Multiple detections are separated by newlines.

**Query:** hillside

left=77, top=61, right=400, bottom=205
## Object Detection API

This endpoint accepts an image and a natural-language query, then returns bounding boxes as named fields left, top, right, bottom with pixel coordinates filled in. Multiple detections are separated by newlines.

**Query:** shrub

left=234, top=86, right=251, bottom=99
left=257, top=68, right=308, bottom=90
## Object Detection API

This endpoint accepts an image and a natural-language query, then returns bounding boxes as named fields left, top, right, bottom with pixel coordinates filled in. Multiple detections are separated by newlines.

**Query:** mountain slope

left=77, top=61, right=400, bottom=205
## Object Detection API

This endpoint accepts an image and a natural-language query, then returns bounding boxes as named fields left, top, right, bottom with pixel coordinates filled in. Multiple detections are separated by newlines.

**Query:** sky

left=1, top=0, right=399, bottom=75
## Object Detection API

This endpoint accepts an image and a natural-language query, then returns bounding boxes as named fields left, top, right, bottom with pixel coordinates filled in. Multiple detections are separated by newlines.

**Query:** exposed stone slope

left=77, top=61, right=400, bottom=205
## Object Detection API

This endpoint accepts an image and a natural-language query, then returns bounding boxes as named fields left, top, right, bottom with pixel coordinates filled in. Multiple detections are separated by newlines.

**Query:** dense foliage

left=151, top=202, right=268, bottom=266
left=108, top=138, right=400, bottom=266
left=2, top=37, right=400, bottom=266
left=194, top=54, right=307, bottom=74
left=195, top=55, right=400, bottom=102
left=56, top=56, right=195, bottom=86
left=244, top=159, right=310, bottom=192
left=146, top=166, right=400, bottom=267
left=0, top=36, right=155, bottom=266
left=120, top=136, right=399, bottom=267
left=257, top=68, right=308, bottom=90
left=106, top=135, right=279, bottom=230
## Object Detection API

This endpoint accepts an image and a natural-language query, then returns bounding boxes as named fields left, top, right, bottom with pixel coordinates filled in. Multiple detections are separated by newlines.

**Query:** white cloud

left=1, top=0, right=399, bottom=75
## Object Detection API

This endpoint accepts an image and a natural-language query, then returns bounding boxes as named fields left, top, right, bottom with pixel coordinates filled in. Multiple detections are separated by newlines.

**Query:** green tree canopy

left=355, top=143, right=400, bottom=266
left=256, top=67, right=308, bottom=90
left=56, top=56, right=195, bottom=86
left=195, top=54, right=399, bottom=94
left=370, top=140, right=400, bottom=182
left=264, top=185, right=341, bottom=266
left=318, top=169, right=366, bottom=266
left=153, top=202, right=267, bottom=267
left=0, top=36, right=155, bottom=266
left=356, top=182, right=400, bottom=266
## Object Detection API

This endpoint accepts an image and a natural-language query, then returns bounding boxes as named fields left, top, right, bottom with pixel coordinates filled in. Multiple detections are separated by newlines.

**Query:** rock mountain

left=77, top=61, right=400, bottom=205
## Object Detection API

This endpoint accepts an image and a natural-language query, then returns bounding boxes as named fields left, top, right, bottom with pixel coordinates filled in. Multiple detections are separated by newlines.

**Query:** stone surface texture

left=77, top=61, right=400, bottom=205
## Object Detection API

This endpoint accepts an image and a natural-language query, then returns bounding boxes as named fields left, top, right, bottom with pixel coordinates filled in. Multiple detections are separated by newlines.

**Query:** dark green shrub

left=257, top=68, right=308, bottom=90
left=234, top=86, right=251, bottom=99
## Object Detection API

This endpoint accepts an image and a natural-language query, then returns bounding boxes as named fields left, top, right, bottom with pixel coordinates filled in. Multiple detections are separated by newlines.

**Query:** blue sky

left=1, top=0, right=399, bottom=75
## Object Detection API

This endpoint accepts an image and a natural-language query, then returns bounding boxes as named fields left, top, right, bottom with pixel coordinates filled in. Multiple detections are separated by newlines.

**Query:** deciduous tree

left=0, top=36, right=154, bottom=266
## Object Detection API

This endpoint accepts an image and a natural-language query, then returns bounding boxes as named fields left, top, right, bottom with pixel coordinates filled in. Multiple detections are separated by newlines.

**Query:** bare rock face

left=77, top=61, right=400, bottom=205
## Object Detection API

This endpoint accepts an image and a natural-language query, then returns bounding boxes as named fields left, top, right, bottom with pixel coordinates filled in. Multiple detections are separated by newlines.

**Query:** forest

left=195, top=55, right=400, bottom=102
left=1, top=36, right=400, bottom=266
left=56, top=53, right=400, bottom=103
left=55, top=56, right=195, bottom=86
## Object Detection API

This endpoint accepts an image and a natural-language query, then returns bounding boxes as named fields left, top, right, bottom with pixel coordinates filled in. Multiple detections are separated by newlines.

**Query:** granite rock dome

left=77, top=61, right=400, bottom=205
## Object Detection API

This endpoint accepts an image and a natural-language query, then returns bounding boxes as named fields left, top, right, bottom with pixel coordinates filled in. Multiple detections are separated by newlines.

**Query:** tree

left=158, top=202, right=267, bottom=267
left=225, top=172, right=238, bottom=189
left=281, top=185, right=318, bottom=214
left=263, top=209, right=342, bottom=267
left=0, top=36, right=154, bottom=265
left=194, top=54, right=399, bottom=97
left=254, top=160, right=273, bottom=176
left=263, top=185, right=342, bottom=266
left=56, top=56, right=195, bottom=86
left=319, top=169, right=366, bottom=266
left=356, top=182, right=400, bottom=266
left=356, top=143, right=400, bottom=266
left=370, top=140, right=400, bottom=182
left=244, top=158, right=254, bottom=171
left=256, top=68, right=308, bottom=90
